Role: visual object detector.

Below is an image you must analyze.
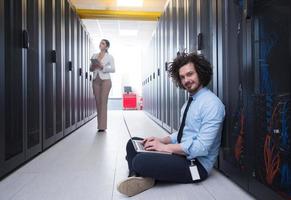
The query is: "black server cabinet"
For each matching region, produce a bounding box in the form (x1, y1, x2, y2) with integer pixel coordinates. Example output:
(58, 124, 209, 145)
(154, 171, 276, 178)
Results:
(219, 0, 291, 199)
(43, 0, 63, 149)
(198, 0, 211, 61)
(188, 0, 197, 52)
(0, 0, 42, 177)
(164, 6, 171, 131)
(81, 26, 85, 122)
(155, 36, 158, 118)
(157, 23, 162, 122)
(248, 1, 291, 199)
(218, 0, 249, 191)
(177, 0, 187, 131)
(0, 0, 4, 177)
(197, 0, 216, 91)
(71, 10, 77, 127)
(171, 0, 178, 131)
(0, 0, 26, 177)
(160, 16, 166, 126)
(64, 0, 72, 134)
(82, 28, 86, 121)
(76, 19, 81, 126)
(55, 0, 64, 136)
(84, 32, 88, 120)
(26, 0, 42, 158)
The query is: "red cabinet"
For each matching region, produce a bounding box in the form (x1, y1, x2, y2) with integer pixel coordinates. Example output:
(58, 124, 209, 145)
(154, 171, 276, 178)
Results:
(122, 93, 137, 109)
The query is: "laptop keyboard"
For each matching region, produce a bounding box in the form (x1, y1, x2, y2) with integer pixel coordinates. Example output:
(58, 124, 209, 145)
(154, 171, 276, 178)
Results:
(134, 141, 145, 151)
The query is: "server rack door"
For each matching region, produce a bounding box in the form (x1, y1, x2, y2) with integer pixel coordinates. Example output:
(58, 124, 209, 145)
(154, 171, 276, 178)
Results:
(165, 6, 171, 131)
(87, 36, 90, 116)
(64, 0, 72, 133)
(81, 27, 84, 120)
(80, 26, 84, 121)
(248, 1, 291, 200)
(160, 16, 166, 125)
(76, 19, 81, 125)
(88, 39, 93, 116)
(154, 36, 157, 116)
(88, 35, 92, 117)
(153, 35, 157, 117)
(154, 35, 159, 119)
(0, 0, 5, 176)
(218, 0, 249, 191)
(157, 23, 162, 122)
(170, 0, 178, 131)
(43, 0, 60, 148)
(197, 0, 218, 91)
(163, 17, 166, 128)
(1, 0, 26, 175)
(188, 0, 197, 52)
(89, 36, 93, 117)
(26, 0, 42, 158)
(55, 0, 64, 136)
(71, 10, 77, 126)
(176, 0, 185, 131)
(84, 32, 88, 119)
(199, 0, 211, 61)
(86, 33, 89, 119)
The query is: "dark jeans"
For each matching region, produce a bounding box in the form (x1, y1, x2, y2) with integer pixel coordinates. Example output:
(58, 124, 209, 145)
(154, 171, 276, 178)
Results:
(126, 137, 208, 183)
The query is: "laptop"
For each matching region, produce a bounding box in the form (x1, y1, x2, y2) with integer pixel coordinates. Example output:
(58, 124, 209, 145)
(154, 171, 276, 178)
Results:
(123, 115, 171, 154)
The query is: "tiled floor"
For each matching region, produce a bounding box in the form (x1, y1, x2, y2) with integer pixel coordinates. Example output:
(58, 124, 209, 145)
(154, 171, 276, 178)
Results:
(0, 111, 255, 200)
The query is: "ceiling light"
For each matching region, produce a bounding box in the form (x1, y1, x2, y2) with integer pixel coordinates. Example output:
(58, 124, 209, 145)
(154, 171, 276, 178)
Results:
(117, 0, 143, 7)
(119, 29, 138, 36)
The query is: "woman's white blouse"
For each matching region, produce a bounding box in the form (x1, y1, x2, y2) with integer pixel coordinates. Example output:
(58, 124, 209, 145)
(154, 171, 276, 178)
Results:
(91, 53, 115, 80)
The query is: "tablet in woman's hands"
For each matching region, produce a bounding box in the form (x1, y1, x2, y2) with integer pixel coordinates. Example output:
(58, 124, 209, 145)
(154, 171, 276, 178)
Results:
(90, 58, 100, 65)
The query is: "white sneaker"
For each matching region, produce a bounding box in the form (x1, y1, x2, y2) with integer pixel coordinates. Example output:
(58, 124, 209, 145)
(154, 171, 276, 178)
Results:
(117, 176, 155, 197)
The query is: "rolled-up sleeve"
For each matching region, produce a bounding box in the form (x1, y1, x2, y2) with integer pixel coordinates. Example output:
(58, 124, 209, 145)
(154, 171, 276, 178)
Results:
(102, 55, 115, 73)
(170, 131, 178, 143)
(180, 103, 225, 158)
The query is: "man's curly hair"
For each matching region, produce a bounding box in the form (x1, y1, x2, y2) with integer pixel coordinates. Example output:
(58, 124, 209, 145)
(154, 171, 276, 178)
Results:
(167, 52, 213, 89)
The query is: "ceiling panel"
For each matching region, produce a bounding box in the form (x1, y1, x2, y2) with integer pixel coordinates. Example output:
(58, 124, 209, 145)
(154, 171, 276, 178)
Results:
(71, 0, 168, 12)
(71, 0, 167, 52)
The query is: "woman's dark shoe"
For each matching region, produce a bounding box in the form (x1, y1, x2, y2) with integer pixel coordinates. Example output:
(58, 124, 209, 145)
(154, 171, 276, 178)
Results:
(98, 129, 105, 132)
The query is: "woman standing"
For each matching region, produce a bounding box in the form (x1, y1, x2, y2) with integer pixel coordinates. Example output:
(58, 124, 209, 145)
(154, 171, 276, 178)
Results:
(90, 39, 115, 132)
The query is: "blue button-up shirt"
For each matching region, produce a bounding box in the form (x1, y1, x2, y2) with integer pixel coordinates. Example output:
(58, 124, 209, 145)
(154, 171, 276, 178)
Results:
(170, 87, 225, 174)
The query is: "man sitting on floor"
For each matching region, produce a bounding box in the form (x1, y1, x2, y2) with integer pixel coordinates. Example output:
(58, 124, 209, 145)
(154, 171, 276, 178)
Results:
(117, 52, 225, 197)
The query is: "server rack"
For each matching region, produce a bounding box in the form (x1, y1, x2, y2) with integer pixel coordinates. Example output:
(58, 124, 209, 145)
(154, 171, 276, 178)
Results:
(156, 21, 161, 122)
(160, 15, 166, 126)
(176, 0, 187, 131)
(218, 0, 248, 191)
(76, 19, 80, 126)
(26, 0, 42, 158)
(0, 0, 4, 177)
(0, 0, 94, 179)
(164, 6, 171, 132)
(55, 0, 65, 138)
(218, 0, 290, 199)
(170, 0, 178, 131)
(64, 0, 72, 134)
(43, 0, 64, 149)
(0, 0, 44, 175)
(0, 0, 26, 176)
(71, 10, 77, 128)
(248, 1, 291, 199)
